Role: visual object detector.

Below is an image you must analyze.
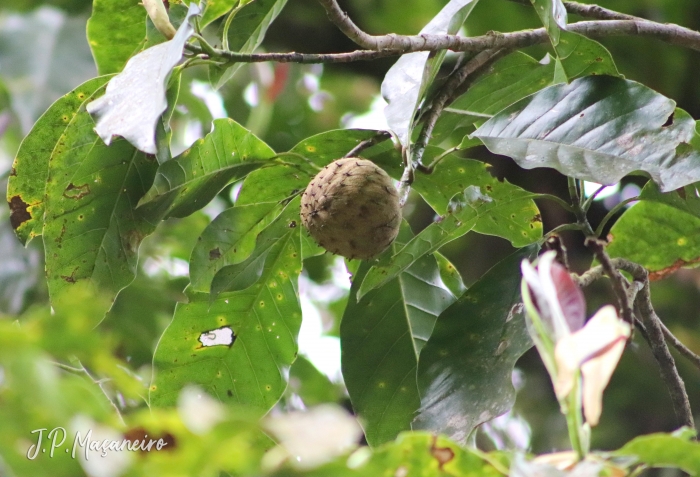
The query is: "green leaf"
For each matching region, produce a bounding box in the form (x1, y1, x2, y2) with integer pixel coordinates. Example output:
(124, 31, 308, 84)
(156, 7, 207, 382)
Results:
(287, 355, 342, 406)
(189, 203, 283, 292)
(7, 76, 111, 245)
(235, 129, 381, 206)
(86, 4, 201, 154)
(150, 199, 302, 411)
(201, 0, 239, 27)
(210, 199, 301, 298)
(209, 0, 289, 88)
(378, 147, 542, 247)
(341, 223, 457, 446)
(431, 51, 555, 144)
(615, 430, 700, 475)
(555, 30, 620, 80)
(138, 118, 275, 219)
(414, 246, 537, 444)
(87, 0, 147, 75)
(42, 104, 158, 313)
(382, 0, 479, 146)
(434, 252, 466, 297)
(474, 75, 700, 192)
(530, 0, 567, 45)
(364, 432, 504, 476)
(357, 193, 483, 301)
(607, 201, 700, 275)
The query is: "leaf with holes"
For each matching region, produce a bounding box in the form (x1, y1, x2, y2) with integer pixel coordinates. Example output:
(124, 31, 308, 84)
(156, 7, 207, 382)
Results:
(150, 200, 302, 411)
(138, 118, 275, 219)
(341, 223, 457, 446)
(382, 0, 479, 146)
(474, 75, 700, 192)
(7, 76, 111, 245)
(42, 100, 158, 315)
(413, 246, 537, 444)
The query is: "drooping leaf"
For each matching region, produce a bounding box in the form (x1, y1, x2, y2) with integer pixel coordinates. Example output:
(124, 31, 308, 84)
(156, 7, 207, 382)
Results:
(530, 0, 567, 46)
(210, 199, 301, 298)
(414, 246, 537, 444)
(138, 118, 275, 219)
(87, 0, 147, 75)
(42, 101, 158, 314)
(381, 0, 479, 146)
(615, 429, 700, 476)
(86, 3, 201, 154)
(377, 147, 542, 246)
(474, 75, 700, 192)
(7, 76, 111, 245)
(209, 0, 288, 88)
(150, 200, 302, 412)
(189, 203, 283, 292)
(342, 223, 457, 446)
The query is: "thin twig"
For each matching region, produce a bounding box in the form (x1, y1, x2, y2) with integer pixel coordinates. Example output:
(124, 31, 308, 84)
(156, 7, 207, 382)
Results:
(659, 321, 700, 373)
(343, 131, 392, 158)
(508, 0, 639, 21)
(585, 238, 635, 326)
(634, 284, 695, 429)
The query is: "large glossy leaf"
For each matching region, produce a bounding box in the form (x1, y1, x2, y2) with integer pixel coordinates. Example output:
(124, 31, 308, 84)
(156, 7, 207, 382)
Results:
(42, 101, 158, 313)
(87, 0, 147, 75)
(474, 75, 700, 192)
(342, 223, 457, 446)
(201, 0, 238, 27)
(7, 76, 111, 245)
(605, 179, 700, 276)
(414, 246, 537, 444)
(209, 0, 288, 88)
(150, 200, 302, 411)
(530, 0, 567, 46)
(381, 0, 479, 146)
(615, 430, 700, 475)
(86, 4, 200, 154)
(189, 203, 284, 292)
(138, 118, 275, 219)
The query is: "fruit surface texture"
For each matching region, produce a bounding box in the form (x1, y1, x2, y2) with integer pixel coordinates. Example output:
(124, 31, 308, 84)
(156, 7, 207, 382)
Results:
(300, 158, 401, 260)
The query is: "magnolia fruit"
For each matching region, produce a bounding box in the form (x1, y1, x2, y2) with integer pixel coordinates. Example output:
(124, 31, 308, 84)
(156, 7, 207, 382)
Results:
(300, 158, 401, 260)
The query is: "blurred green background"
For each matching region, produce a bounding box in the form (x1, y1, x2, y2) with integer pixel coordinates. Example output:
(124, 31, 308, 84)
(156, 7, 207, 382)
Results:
(1, 0, 699, 457)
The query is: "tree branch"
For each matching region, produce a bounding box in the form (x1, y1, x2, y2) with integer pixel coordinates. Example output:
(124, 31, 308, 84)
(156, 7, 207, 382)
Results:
(585, 238, 635, 327)
(508, 0, 638, 21)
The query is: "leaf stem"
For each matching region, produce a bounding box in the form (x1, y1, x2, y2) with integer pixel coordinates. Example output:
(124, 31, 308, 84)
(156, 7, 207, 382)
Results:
(593, 196, 638, 238)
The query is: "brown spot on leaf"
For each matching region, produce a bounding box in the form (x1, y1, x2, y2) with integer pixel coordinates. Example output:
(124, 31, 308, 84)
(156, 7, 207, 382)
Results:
(63, 182, 91, 200)
(61, 268, 78, 283)
(8, 195, 31, 230)
(209, 247, 222, 260)
(430, 435, 455, 470)
(532, 213, 542, 223)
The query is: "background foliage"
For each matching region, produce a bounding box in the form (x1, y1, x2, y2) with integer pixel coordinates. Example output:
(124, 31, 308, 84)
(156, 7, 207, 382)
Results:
(1, 0, 700, 476)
